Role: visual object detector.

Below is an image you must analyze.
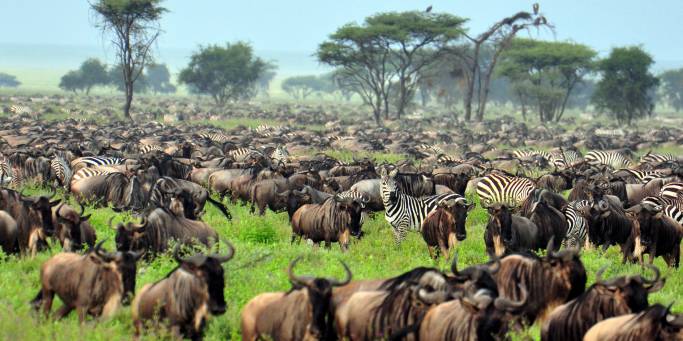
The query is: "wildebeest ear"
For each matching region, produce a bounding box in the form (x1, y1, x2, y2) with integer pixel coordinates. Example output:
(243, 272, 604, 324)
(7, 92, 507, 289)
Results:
(81, 214, 92, 221)
(379, 167, 387, 177)
(49, 199, 62, 207)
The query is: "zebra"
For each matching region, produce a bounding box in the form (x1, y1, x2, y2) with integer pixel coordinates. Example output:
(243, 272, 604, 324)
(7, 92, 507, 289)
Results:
(269, 145, 289, 166)
(197, 132, 230, 143)
(70, 156, 126, 171)
(563, 200, 590, 249)
(9, 105, 32, 115)
(70, 166, 121, 184)
(615, 169, 668, 184)
(139, 144, 164, 154)
(476, 173, 536, 207)
(416, 144, 445, 156)
(550, 149, 582, 168)
(50, 157, 72, 189)
(380, 168, 467, 244)
(639, 151, 675, 165)
(585, 150, 633, 169)
(229, 147, 264, 162)
(436, 154, 462, 165)
(642, 196, 683, 225)
(657, 182, 683, 210)
(512, 149, 564, 168)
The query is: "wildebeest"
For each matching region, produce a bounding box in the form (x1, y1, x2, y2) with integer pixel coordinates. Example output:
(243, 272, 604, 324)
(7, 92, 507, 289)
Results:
(494, 245, 587, 324)
(579, 195, 635, 261)
(627, 201, 683, 267)
(70, 172, 145, 211)
(484, 203, 541, 257)
(241, 257, 351, 341)
(0, 210, 18, 255)
(583, 303, 683, 341)
(290, 195, 365, 251)
(52, 202, 96, 252)
(417, 283, 528, 341)
(0, 188, 60, 256)
(420, 197, 473, 259)
(148, 176, 232, 220)
(541, 265, 664, 341)
(113, 207, 219, 255)
(31, 240, 143, 322)
(132, 241, 234, 340)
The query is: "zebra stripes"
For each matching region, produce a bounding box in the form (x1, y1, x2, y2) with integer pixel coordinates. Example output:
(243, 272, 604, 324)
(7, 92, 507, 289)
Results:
(585, 150, 632, 169)
(229, 147, 263, 162)
(197, 132, 230, 143)
(139, 144, 164, 154)
(50, 157, 72, 188)
(640, 151, 675, 165)
(476, 173, 536, 207)
(9, 105, 32, 115)
(564, 200, 589, 249)
(70, 166, 121, 183)
(269, 145, 289, 166)
(616, 169, 668, 184)
(641, 196, 683, 226)
(380, 170, 467, 244)
(658, 182, 683, 209)
(417, 144, 445, 156)
(71, 156, 126, 169)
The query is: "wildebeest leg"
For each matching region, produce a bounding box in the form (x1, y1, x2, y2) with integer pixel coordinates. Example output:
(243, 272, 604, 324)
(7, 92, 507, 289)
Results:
(325, 240, 332, 249)
(258, 203, 266, 216)
(55, 305, 74, 320)
(76, 306, 87, 323)
(675, 246, 680, 268)
(41, 290, 54, 318)
(290, 233, 300, 244)
(439, 242, 450, 260)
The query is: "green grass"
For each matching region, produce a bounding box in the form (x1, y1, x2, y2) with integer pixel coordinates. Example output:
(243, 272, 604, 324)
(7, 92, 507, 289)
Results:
(1, 184, 681, 340)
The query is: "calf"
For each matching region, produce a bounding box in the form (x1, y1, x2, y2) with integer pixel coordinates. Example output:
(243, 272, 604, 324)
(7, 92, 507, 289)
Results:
(132, 241, 234, 340)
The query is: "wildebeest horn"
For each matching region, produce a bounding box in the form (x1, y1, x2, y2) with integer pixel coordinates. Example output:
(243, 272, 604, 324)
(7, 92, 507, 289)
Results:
(211, 239, 235, 263)
(107, 216, 116, 230)
(328, 261, 352, 287)
(598, 199, 609, 211)
(546, 237, 557, 259)
(488, 256, 501, 275)
(288, 256, 314, 287)
(643, 264, 663, 292)
(78, 202, 85, 216)
(130, 250, 145, 261)
(93, 239, 113, 261)
(417, 288, 450, 305)
(450, 252, 460, 277)
(494, 284, 528, 312)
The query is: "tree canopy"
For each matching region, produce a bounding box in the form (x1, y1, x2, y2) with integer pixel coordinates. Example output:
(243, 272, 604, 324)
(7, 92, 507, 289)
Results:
(281, 75, 327, 99)
(146, 63, 176, 94)
(318, 10, 465, 125)
(592, 46, 659, 125)
(91, 0, 166, 119)
(58, 58, 109, 95)
(0, 73, 21, 88)
(498, 39, 596, 122)
(178, 42, 267, 106)
(659, 68, 683, 112)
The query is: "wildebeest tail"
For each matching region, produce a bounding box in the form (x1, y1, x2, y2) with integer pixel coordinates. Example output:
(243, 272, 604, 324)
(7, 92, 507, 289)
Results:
(207, 196, 232, 220)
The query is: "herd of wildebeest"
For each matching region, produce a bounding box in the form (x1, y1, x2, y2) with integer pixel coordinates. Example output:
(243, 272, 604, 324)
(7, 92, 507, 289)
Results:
(1, 98, 683, 340)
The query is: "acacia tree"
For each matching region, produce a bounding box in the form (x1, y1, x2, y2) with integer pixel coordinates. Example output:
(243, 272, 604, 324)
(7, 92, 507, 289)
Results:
(178, 42, 267, 106)
(59, 58, 109, 95)
(592, 46, 659, 125)
(91, 0, 166, 119)
(281, 75, 324, 99)
(0, 73, 20, 88)
(256, 62, 277, 97)
(460, 3, 552, 121)
(659, 68, 683, 111)
(146, 63, 176, 94)
(498, 39, 596, 122)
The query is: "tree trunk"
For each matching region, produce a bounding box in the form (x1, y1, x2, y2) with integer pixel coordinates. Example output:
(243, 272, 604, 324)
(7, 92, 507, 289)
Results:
(124, 82, 133, 120)
(464, 43, 481, 122)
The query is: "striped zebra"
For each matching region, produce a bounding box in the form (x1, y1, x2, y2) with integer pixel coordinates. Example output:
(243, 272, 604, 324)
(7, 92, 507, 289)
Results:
(269, 145, 289, 166)
(639, 151, 675, 165)
(550, 149, 582, 168)
(417, 144, 445, 156)
(380, 169, 467, 244)
(139, 144, 164, 154)
(476, 173, 536, 207)
(9, 105, 32, 115)
(658, 183, 683, 209)
(70, 156, 126, 171)
(70, 166, 122, 184)
(615, 169, 668, 184)
(197, 132, 230, 143)
(229, 147, 264, 162)
(436, 154, 462, 165)
(585, 150, 633, 169)
(642, 196, 683, 225)
(50, 157, 72, 189)
(563, 200, 590, 249)
(512, 149, 565, 168)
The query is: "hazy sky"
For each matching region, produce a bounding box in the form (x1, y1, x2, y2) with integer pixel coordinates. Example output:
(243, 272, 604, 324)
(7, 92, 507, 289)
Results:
(1, 0, 682, 65)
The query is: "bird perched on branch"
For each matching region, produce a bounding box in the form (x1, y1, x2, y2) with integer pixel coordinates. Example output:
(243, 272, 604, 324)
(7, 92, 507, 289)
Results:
(533, 3, 539, 15)
(425, 5, 433, 13)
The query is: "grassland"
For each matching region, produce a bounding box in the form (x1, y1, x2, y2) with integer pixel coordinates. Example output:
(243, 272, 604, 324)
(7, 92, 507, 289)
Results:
(0, 168, 682, 340)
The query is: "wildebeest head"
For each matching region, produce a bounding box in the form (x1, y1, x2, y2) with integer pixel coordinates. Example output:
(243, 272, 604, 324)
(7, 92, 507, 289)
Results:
(112, 216, 148, 252)
(545, 242, 587, 301)
(626, 202, 664, 248)
(287, 256, 352, 339)
(54, 202, 92, 251)
(173, 240, 235, 315)
(333, 194, 366, 237)
(449, 253, 499, 296)
(593, 264, 664, 312)
(22, 190, 61, 236)
(166, 188, 197, 219)
(452, 198, 474, 241)
(93, 240, 144, 304)
(487, 204, 514, 242)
